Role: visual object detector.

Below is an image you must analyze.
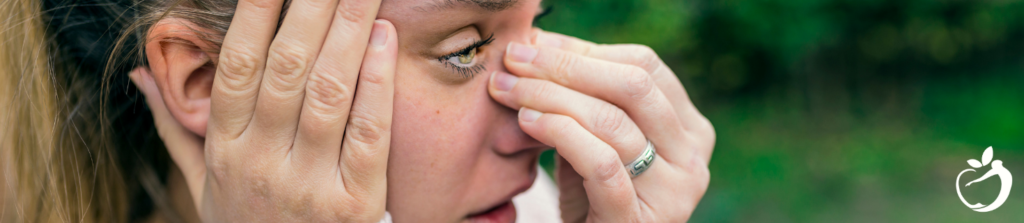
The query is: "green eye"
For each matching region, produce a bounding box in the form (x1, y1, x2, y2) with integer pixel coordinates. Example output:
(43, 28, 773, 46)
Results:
(458, 49, 476, 64)
(437, 34, 495, 79)
(444, 47, 477, 67)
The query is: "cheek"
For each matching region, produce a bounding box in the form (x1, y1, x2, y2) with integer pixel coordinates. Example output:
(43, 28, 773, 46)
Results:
(390, 68, 490, 170)
(385, 58, 498, 220)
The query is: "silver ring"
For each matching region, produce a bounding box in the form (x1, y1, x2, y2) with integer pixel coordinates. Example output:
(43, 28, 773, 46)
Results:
(626, 140, 656, 178)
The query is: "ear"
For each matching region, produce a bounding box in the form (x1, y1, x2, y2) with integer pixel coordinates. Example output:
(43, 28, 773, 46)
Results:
(144, 18, 219, 137)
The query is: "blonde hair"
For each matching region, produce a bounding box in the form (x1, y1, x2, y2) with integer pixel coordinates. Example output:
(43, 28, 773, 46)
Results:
(1, 0, 248, 221)
(1, 0, 129, 221)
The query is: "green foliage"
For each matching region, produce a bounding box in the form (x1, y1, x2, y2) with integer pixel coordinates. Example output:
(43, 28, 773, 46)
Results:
(536, 0, 1024, 221)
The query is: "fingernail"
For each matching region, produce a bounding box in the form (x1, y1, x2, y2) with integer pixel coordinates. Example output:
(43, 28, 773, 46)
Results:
(519, 107, 542, 122)
(507, 42, 538, 63)
(493, 71, 518, 92)
(535, 32, 562, 48)
(370, 20, 388, 47)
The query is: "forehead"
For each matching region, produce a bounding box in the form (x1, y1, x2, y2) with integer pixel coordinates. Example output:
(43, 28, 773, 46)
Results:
(378, 0, 539, 38)
(379, 0, 538, 17)
(383, 0, 520, 12)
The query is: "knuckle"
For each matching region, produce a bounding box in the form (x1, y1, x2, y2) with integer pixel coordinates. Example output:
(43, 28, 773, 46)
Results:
(688, 152, 712, 186)
(628, 44, 661, 73)
(623, 65, 655, 100)
(529, 81, 560, 101)
(336, 0, 369, 24)
(217, 49, 261, 88)
(346, 112, 389, 146)
(305, 70, 352, 112)
(590, 103, 628, 137)
(550, 52, 580, 85)
(205, 154, 231, 181)
(591, 155, 624, 183)
(359, 67, 387, 86)
(697, 116, 717, 143)
(267, 44, 311, 81)
(695, 165, 711, 187)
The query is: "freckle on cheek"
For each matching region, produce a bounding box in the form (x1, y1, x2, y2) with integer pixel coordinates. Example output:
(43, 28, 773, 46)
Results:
(436, 110, 440, 115)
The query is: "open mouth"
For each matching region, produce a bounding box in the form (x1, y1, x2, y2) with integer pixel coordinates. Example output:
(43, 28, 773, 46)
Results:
(466, 160, 537, 223)
(467, 201, 516, 223)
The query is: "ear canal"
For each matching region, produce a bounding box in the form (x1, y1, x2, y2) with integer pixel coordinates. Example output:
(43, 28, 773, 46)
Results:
(183, 63, 215, 100)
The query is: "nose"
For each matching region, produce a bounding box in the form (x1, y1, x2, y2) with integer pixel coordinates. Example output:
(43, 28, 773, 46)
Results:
(491, 107, 549, 156)
(488, 30, 548, 156)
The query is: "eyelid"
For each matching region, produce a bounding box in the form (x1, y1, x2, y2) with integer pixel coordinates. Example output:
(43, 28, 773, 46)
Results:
(437, 33, 495, 62)
(436, 34, 495, 79)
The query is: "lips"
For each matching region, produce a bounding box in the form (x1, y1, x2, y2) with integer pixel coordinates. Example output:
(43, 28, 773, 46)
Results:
(467, 201, 516, 223)
(466, 167, 537, 223)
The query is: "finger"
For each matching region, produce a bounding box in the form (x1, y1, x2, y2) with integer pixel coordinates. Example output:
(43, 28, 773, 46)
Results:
(130, 68, 206, 207)
(504, 43, 691, 164)
(248, 0, 354, 153)
(210, 0, 286, 138)
(632, 155, 709, 221)
(517, 109, 638, 222)
(338, 20, 396, 203)
(492, 72, 707, 219)
(488, 72, 647, 165)
(291, 0, 385, 171)
(555, 154, 589, 223)
(535, 30, 712, 132)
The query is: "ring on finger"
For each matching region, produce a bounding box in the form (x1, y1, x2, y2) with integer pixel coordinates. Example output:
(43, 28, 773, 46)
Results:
(626, 140, 656, 178)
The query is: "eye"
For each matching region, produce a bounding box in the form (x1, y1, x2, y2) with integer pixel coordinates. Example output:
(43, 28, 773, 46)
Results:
(438, 34, 495, 79)
(445, 46, 477, 67)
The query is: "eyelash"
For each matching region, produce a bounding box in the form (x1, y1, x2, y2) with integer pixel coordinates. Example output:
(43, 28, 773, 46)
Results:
(437, 34, 495, 79)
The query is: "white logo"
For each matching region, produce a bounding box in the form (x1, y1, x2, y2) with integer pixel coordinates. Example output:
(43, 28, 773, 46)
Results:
(956, 146, 1012, 212)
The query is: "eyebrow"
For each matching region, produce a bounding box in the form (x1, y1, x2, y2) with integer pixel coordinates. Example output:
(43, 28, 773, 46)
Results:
(414, 0, 520, 12)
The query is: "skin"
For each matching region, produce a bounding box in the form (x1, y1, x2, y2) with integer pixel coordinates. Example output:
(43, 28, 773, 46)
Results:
(378, 1, 547, 222)
(132, 0, 715, 222)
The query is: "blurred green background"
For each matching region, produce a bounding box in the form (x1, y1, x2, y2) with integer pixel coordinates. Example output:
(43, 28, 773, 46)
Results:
(534, 0, 1024, 221)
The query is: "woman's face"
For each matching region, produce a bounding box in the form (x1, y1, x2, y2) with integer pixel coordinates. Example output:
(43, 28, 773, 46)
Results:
(377, 0, 546, 222)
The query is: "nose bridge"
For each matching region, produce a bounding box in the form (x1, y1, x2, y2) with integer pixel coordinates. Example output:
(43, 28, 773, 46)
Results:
(481, 64, 546, 156)
(480, 9, 547, 155)
(486, 11, 540, 74)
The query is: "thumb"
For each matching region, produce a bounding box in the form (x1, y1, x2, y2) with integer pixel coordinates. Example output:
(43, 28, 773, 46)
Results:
(129, 67, 206, 206)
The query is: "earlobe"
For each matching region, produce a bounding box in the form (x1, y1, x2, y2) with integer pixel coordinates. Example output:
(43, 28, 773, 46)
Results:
(144, 18, 218, 137)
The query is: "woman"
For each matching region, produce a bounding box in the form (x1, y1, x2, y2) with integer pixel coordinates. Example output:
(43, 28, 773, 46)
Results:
(1, 0, 715, 222)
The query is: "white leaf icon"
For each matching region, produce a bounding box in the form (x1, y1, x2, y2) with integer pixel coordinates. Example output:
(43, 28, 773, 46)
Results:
(968, 159, 983, 168)
(982, 146, 994, 166)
